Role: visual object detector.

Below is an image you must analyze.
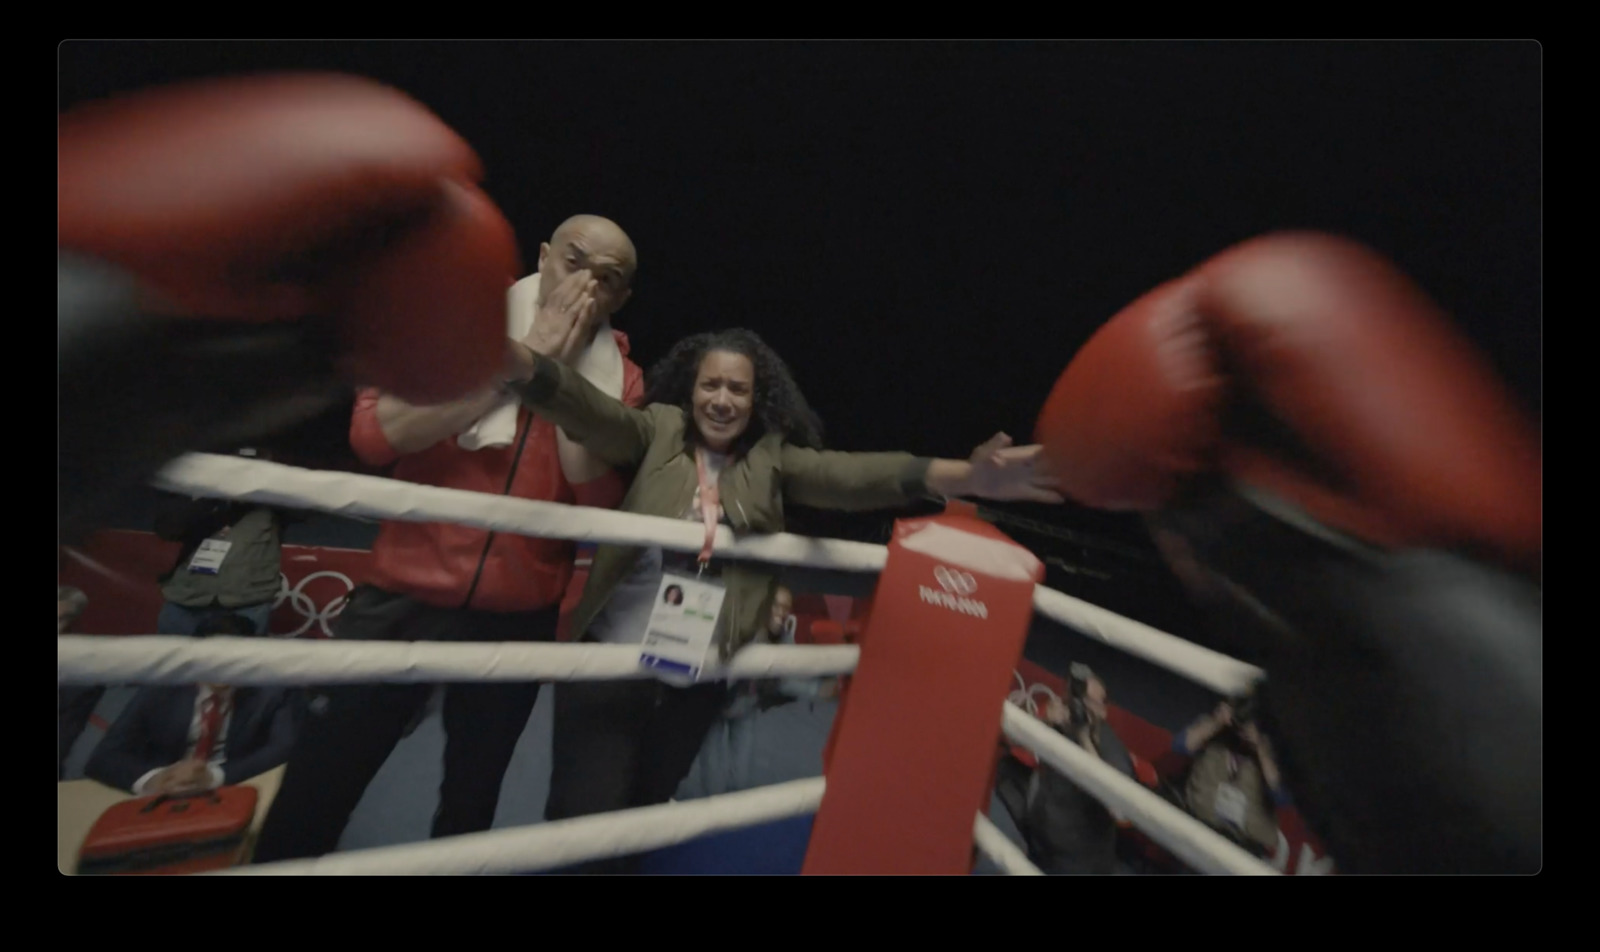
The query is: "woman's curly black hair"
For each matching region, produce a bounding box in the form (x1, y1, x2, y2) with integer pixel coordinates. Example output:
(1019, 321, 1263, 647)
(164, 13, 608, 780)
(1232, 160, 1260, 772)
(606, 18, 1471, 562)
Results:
(644, 329, 825, 453)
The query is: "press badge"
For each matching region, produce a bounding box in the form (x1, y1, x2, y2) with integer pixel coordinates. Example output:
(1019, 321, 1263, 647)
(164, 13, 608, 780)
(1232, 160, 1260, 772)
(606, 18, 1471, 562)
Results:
(639, 572, 725, 685)
(1214, 782, 1249, 830)
(186, 539, 233, 575)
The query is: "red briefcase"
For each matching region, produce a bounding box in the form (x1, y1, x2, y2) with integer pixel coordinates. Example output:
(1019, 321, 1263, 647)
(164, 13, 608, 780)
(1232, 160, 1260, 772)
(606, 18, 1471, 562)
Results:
(77, 787, 259, 875)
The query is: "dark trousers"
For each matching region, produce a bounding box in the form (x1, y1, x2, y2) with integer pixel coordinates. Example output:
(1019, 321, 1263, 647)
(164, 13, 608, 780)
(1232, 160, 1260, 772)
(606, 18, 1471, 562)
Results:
(1023, 802, 1119, 875)
(58, 685, 105, 779)
(252, 586, 559, 863)
(545, 674, 729, 873)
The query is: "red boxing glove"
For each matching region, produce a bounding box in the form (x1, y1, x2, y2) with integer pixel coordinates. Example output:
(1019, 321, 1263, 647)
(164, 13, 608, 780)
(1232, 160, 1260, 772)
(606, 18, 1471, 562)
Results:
(1034, 232, 1542, 873)
(58, 71, 519, 404)
(1036, 231, 1540, 577)
(58, 73, 522, 541)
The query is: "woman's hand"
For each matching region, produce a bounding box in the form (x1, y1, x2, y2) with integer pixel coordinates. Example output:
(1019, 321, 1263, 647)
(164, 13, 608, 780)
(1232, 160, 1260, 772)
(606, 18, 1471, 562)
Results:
(963, 433, 1064, 503)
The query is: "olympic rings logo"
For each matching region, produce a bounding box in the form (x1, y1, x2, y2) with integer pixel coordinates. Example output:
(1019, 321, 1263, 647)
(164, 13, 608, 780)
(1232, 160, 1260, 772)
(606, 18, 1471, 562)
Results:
(273, 570, 354, 638)
(933, 565, 978, 596)
(1006, 670, 1061, 717)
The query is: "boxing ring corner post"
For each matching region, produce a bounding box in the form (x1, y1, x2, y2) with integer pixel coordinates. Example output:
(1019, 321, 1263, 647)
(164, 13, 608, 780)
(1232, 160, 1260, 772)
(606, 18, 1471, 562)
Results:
(801, 503, 1045, 874)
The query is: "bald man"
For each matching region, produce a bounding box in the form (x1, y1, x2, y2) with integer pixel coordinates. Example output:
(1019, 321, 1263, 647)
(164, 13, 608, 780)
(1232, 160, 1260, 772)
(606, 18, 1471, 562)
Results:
(253, 215, 648, 863)
(521, 216, 638, 485)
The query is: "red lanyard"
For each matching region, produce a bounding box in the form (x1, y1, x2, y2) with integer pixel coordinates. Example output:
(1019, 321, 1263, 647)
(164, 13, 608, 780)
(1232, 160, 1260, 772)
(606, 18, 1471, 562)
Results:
(695, 449, 720, 568)
(194, 689, 230, 762)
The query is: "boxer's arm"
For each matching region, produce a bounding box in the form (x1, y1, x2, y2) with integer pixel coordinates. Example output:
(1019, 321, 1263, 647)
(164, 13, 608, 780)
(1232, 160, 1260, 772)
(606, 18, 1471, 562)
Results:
(1035, 231, 1541, 873)
(373, 389, 504, 457)
(58, 75, 524, 542)
(366, 339, 530, 457)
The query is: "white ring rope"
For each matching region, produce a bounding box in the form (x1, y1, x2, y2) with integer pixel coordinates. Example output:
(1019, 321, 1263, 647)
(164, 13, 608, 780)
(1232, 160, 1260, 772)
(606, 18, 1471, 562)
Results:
(147, 454, 1263, 696)
(1001, 702, 1278, 875)
(973, 813, 1045, 876)
(228, 778, 827, 875)
(56, 637, 860, 686)
(230, 777, 1029, 876)
(156, 453, 889, 573)
(224, 704, 1263, 877)
(1031, 587, 1260, 697)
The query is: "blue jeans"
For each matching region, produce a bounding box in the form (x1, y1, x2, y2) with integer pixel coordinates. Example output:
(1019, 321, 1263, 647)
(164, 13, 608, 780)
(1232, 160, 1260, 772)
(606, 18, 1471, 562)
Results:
(156, 600, 273, 635)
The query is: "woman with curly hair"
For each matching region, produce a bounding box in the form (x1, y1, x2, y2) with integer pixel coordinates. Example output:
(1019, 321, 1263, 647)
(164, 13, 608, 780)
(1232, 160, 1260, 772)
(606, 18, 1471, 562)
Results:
(643, 329, 825, 450)
(502, 318, 1059, 870)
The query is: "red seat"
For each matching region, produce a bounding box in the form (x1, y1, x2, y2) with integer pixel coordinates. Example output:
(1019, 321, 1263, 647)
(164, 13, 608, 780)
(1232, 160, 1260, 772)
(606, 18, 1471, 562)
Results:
(809, 619, 846, 645)
(1130, 753, 1159, 788)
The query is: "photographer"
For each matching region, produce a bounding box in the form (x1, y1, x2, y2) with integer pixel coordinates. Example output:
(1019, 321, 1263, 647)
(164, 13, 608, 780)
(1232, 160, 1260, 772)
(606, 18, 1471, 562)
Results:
(1022, 664, 1135, 874)
(1173, 695, 1290, 858)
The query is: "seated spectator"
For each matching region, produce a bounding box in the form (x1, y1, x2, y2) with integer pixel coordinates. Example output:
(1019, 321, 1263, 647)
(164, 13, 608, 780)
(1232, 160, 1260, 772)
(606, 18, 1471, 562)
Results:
(1172, 695, 1289, 858)
(1021, 663, 1135, 874)
(719, 587, 786, 721)
(756, 587, 840, 710)
(58, 585, 101, 779)
(152, 449, 297, 636)
(679, 588, 835, 798)
(84, 612, 304, 795)
(57, 585, 88, 636)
